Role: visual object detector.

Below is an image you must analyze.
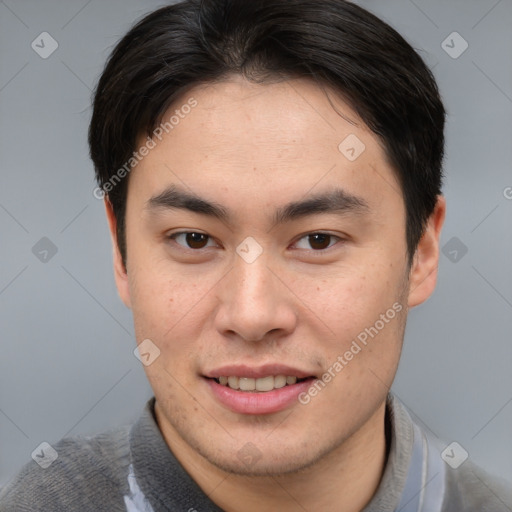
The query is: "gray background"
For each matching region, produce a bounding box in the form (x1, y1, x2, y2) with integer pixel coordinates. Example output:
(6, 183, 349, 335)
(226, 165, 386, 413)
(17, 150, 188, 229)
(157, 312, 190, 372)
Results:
(0, 0, 511, 490)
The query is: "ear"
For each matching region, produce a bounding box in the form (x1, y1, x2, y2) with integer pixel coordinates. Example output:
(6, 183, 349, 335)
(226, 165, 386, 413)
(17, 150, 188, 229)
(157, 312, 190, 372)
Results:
(407, 195, 446, 308)
(104, 198, 132, 309)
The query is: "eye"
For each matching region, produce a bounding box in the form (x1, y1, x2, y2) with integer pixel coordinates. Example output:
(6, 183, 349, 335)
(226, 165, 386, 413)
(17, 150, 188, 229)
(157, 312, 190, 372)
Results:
(168, 231, 217, 250)
(294, 232, 342, 251)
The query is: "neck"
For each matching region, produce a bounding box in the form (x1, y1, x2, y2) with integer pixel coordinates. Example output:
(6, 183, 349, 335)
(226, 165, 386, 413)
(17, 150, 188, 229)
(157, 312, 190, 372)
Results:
(156, 400, 388, 512)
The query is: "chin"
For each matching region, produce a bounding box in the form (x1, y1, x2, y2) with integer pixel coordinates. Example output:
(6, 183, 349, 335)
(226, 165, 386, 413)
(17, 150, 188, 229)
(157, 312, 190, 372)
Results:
(190, 431, 339, 477)
(205, 451, 322, 477)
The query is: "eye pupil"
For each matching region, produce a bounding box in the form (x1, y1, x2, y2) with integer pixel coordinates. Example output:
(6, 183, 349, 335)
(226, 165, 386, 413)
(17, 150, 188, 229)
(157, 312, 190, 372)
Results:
(309, 233, 330, 250)
(186, 232, 208, 249)
(175, 232, 336, 251)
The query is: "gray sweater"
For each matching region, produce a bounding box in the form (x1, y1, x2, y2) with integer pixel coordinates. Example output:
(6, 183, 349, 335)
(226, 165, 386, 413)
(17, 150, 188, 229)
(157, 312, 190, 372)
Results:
(1, 394, 510, 511)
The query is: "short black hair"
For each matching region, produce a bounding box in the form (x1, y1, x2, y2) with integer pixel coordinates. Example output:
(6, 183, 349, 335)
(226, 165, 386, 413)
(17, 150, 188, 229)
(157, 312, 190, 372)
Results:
(89, 0, 445, 267)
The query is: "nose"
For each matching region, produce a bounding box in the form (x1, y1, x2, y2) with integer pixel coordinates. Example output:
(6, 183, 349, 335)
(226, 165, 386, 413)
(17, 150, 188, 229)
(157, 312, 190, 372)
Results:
(213, 252, 297, 343)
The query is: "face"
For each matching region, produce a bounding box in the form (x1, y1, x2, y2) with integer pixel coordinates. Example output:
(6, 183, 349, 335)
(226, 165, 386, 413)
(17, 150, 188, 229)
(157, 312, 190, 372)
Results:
(107, 76, 443, 476)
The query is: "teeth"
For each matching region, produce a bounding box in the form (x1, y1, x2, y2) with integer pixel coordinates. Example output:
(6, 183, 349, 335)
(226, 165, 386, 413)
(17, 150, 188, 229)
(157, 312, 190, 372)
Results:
(239, 377, 255, 391)
(227, 376, 239, 389)
(216, 375, 305, 392)
(274, 375, 287, 388)
(256, 375, 274, 391)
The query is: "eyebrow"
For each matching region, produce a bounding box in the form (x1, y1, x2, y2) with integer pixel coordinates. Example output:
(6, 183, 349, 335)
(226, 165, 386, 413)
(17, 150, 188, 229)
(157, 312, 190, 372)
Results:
(145, 184, 369, 228)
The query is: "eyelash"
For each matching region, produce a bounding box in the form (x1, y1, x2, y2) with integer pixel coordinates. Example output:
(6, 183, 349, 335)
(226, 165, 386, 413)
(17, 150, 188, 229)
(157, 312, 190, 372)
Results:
(167, 231, 344, 253)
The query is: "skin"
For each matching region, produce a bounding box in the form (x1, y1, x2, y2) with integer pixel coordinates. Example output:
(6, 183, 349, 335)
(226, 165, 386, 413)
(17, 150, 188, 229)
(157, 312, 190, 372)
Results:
(105, 75, 445, 512)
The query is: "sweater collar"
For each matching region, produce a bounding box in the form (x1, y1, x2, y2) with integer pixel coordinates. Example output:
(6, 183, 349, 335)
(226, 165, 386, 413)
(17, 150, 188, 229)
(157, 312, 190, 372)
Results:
(129, 394, 416, 512)
(129, 397, 224, 512)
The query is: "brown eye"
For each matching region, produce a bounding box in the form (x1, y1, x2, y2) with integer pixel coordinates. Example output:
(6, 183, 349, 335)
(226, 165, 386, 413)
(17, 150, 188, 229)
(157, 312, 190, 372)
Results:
(307, 233, 332, 250)
(186, 233, 209, 249)
(294, 233, 340, 251)
(170, 232, 214, 249)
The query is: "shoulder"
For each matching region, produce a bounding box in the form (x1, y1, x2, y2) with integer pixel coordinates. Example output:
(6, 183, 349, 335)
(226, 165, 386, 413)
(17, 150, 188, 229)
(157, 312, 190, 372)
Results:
(442, 459, 512, 511)
(387, 395, 512, 512)
(0, 425, 131, 512)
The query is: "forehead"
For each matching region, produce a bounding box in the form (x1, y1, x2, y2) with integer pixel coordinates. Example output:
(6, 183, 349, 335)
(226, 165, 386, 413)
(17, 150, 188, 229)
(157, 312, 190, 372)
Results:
(174, 76, 373, 158)
(130, 76, 401, 213)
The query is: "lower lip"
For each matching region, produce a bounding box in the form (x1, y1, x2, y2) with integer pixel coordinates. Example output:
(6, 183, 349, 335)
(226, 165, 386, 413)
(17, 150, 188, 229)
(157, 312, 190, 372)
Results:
(205, 377, 315, 415)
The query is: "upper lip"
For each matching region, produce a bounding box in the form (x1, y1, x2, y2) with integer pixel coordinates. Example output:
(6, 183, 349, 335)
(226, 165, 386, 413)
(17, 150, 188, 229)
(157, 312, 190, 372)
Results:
(204, 364, 316, 379)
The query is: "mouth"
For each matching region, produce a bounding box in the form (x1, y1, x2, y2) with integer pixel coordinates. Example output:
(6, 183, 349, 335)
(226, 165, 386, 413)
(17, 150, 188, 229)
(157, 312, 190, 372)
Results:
(210, 375, 310, 392)
(203, 365, 317, 415)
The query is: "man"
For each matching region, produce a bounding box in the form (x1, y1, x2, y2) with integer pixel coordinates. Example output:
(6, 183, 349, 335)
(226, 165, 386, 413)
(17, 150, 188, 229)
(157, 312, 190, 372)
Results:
(1, 0, 510, 510)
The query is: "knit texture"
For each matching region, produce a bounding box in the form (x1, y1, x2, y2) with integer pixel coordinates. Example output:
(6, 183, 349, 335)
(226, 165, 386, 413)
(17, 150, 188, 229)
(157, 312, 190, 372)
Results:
(1, 395, 510, 511)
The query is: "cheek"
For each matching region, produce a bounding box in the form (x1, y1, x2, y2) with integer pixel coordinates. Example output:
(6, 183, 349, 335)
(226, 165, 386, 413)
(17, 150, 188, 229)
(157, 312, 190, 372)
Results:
(127, 258, 220, 354)
(307, 273, 406, 408)
(298, 263, 403, 337)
